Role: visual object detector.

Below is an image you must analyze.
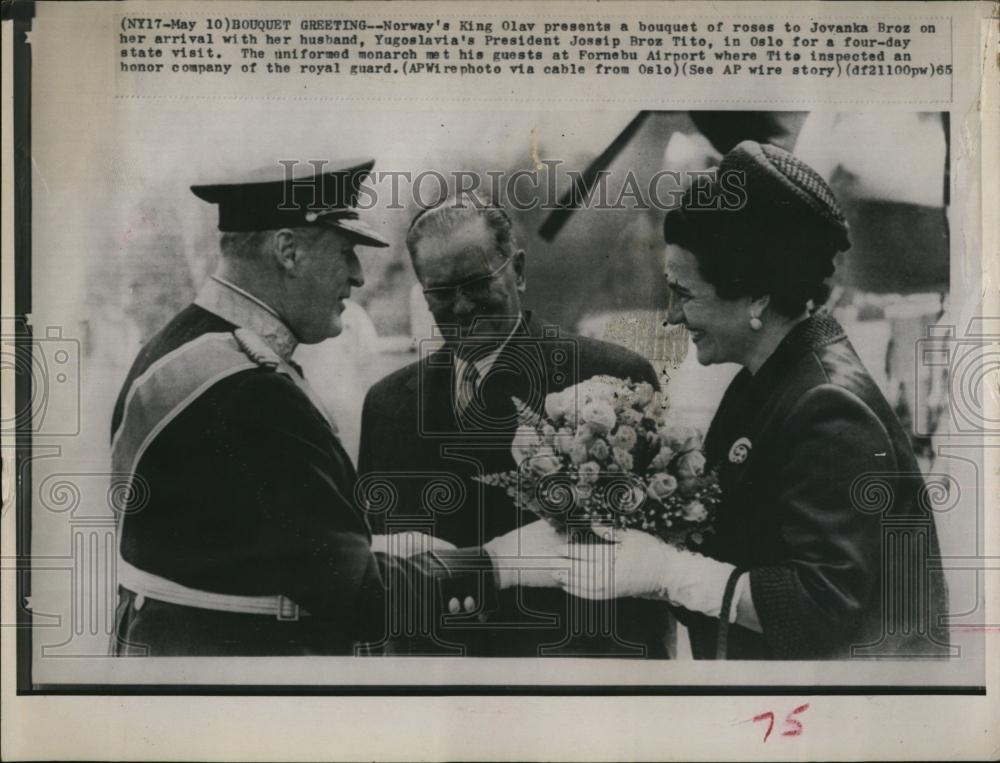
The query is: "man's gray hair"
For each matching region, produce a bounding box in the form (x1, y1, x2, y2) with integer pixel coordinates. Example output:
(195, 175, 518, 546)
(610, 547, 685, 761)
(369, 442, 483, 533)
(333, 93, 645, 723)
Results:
(405, 193, 516, 261)
(219, 227, 324, 259)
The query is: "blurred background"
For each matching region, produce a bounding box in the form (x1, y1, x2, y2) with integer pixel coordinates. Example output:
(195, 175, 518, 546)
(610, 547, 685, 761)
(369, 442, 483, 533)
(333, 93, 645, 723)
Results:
(77, 109, 951, 464)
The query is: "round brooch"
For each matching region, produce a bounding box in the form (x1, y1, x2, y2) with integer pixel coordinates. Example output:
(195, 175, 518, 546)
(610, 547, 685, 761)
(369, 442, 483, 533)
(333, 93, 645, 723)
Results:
(728, 437, 752, 464)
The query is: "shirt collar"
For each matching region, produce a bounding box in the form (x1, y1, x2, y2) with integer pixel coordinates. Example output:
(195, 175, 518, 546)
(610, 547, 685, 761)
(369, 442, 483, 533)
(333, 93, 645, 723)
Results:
(453, 315, 524, 387)
(194, 276, 299, 361)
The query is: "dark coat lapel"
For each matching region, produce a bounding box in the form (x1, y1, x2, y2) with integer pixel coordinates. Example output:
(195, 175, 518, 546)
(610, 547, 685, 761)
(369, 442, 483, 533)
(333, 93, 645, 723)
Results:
(746, 311, 847, 411)
(705, 311, 849, 467)
(476, 312, 538, 423)
(403, 312, 539, 441)
(415, 348, 460, 435)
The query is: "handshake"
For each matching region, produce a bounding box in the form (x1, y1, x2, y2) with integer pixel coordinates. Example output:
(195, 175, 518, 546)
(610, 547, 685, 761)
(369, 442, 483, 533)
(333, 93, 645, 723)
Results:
(371, 520, 665, 596)
(371, 520, 573, 590)
(373, 520, 748, 626)
(371, 520, 570, 590)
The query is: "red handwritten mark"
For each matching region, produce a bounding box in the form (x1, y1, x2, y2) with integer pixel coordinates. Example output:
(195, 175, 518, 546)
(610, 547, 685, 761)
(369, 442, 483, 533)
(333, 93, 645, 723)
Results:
(781, 703, 810, 737)
(752, 711, 775, 742)
(749, 703, 810, 742)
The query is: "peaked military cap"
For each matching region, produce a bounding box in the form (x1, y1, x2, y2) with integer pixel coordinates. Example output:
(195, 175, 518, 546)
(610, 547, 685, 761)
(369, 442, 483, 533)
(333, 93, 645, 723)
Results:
(191, 157, 390, 247)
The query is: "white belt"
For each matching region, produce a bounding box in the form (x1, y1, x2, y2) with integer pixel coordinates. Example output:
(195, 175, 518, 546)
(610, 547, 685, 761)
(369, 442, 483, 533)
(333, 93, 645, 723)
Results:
(117, 558, 307, 621)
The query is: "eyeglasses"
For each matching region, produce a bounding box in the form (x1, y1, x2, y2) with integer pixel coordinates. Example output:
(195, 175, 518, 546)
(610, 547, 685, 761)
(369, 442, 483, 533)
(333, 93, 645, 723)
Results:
(422, 257, 512, 307)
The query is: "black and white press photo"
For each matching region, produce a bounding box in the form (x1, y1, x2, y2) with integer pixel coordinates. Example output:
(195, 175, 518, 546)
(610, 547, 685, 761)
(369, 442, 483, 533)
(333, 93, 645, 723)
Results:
(3, 1, 997, 761)
(19, 107, 979, 673)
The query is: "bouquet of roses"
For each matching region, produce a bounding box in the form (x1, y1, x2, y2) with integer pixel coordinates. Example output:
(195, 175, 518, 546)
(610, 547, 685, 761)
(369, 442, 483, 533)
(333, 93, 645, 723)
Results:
(475, 375, 720, 549)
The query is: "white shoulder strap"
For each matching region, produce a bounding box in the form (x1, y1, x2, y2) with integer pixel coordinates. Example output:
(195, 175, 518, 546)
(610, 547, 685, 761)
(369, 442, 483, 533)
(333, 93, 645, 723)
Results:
(110, 329, 328, 624)
(112, 332, 258, 482)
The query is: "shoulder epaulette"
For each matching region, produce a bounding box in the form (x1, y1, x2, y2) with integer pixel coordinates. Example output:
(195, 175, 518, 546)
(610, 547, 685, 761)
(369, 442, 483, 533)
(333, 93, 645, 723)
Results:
(234, 328, 281, 369)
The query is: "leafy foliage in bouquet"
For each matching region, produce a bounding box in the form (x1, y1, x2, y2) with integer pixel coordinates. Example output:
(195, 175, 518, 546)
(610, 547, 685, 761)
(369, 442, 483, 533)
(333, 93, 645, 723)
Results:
(475, 376, 720, 549)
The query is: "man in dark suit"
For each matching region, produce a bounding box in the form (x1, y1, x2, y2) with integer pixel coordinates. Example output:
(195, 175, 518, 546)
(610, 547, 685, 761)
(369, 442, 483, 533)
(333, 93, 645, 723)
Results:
(358, 198, 671, 657)
(110, 161, 563, 656)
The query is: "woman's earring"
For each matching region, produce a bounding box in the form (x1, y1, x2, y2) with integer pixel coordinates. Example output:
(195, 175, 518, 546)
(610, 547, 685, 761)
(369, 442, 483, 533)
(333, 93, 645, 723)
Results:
(749, 316, 763, 331)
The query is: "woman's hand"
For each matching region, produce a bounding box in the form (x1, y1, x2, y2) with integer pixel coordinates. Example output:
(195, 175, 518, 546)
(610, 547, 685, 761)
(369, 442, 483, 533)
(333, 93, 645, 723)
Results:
(483, 520, 569, 589)
(556, 527, 741, 620)
(556, 527, 674, 600)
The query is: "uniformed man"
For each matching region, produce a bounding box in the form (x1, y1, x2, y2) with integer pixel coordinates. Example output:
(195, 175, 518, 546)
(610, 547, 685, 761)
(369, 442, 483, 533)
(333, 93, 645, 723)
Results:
(110, 159, 564, 656)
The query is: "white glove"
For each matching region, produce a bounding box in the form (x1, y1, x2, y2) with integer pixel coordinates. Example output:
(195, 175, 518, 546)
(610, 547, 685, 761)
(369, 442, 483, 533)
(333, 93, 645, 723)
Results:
(557, 527, 738, 620)
(483, 520, 569, 590)
(371, 532, 457, 558)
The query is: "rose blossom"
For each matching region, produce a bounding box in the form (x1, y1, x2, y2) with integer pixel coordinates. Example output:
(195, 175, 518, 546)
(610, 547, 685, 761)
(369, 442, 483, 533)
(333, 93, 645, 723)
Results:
(650, 445, 676, 472)
(569, 441, 589, 465)
(647, 472, 679, 501)
(634, 382, 655, 406)
(578, 378, 616, 404)
(661, 424, 702, 454)
(676, 450, 706, 480)
(544, 390, 571, 421)
(683, 500, 709, 523)
(610, 424, 638, 452)
(625, 483, 647, 514)
(578, 461, 600, 484)
(542, 423, 557, 447)
(553, 427, 576, 455)
(588, 438, 610, 462)
(580, 400, 616, 434)
(620, 408, 643, 427)
(530, 447, 562, 475)
(612, 447, 634, 472)
(573, 423, 595, 446)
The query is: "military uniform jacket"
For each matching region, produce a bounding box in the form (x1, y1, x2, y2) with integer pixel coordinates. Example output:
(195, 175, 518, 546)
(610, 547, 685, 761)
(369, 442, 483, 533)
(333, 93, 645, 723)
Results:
(358, 312, 672, 657)
(684, 311, 950, 659)
(111, 277, 492, 656)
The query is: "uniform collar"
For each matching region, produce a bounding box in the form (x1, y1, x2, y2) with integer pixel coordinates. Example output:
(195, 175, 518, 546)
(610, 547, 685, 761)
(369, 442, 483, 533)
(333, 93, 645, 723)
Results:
(194, 276, 298, 361)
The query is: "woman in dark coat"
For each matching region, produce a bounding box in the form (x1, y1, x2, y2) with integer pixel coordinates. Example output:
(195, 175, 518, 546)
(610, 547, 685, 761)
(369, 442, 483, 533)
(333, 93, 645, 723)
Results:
(559, 141, 949, 659)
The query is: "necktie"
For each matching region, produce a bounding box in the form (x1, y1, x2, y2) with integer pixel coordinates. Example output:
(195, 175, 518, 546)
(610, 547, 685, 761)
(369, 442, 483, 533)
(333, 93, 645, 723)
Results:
(455, 361, 481, 418)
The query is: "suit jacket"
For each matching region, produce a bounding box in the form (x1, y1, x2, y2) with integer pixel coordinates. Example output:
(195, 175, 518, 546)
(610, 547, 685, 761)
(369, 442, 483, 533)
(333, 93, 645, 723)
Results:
(682, 311, 950, 659)
(358, 311, 672, 657)
(111, 279, 493, 656)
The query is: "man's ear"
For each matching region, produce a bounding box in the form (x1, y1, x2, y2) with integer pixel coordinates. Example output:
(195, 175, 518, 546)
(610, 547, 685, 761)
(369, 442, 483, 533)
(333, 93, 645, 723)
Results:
(272, 229, 299, 274)
(748, 293, 770, 321)
(512, 249, 527, 292)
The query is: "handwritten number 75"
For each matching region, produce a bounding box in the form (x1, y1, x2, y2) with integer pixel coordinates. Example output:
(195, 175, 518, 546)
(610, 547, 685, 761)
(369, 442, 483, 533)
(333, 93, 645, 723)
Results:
(752, 703, 810, 742)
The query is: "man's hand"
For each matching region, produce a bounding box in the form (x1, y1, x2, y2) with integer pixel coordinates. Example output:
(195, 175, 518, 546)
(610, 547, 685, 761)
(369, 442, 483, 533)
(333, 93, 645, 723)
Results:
(371, 532, 457, 558)
(483, 520, 569, 589)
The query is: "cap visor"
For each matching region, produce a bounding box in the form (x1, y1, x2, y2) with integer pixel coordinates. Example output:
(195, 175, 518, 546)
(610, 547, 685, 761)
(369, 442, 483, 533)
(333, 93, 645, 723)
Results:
(326, 217, 391, 248)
